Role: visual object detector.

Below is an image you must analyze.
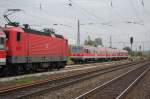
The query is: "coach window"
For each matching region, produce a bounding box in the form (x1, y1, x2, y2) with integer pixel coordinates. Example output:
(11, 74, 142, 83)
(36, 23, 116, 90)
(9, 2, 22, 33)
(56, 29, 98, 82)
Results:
(86, 49, 88, 53)
(17, 32, 21, 41)
(84, 49, 88, 53)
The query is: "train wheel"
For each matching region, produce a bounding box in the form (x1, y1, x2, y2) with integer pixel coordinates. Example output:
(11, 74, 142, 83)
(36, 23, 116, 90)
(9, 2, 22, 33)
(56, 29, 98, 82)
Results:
(31, 64, 38, 72)
(74, 61, 77, 64)
(0, 66, 7, 76)
(12, 65, 19, 75)
(57, 62, 61, 69)
(61, 61, 66, 68)
(56, 62, 64, 69)
(0, 66, 11, 76)
(25, 64, 33, 73)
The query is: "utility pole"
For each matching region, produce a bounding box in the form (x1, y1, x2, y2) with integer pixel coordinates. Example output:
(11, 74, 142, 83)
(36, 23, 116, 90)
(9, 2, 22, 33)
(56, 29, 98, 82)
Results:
(109, 36, 112, 48)
(143, 43, 144, 53)
(77, 20, 80, 45)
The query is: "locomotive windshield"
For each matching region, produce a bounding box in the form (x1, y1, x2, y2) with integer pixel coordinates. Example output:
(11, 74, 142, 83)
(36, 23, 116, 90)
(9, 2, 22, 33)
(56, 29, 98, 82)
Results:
(0, 37, 5, 50)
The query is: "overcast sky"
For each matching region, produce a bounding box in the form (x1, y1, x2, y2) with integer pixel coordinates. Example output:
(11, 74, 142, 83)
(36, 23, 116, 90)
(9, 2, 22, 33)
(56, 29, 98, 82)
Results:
(0, 0, 150, 50)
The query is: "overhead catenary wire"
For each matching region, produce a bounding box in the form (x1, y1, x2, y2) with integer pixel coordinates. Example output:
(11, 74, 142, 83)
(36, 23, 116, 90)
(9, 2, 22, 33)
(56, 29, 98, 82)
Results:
(2, 0, 76, 30)
(67, 0, 107, 23)
(67, 0, 128, 35)
(1, 0, 148, 27)
(128, 0, 144, 24)
(124, 0, 150, 46)
(0, 0, 129, 34)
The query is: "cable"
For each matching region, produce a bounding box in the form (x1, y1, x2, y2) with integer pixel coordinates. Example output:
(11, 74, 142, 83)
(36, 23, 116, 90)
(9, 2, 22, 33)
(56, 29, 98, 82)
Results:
(68, 0, 107, 22)
(128, 0, 144, 24)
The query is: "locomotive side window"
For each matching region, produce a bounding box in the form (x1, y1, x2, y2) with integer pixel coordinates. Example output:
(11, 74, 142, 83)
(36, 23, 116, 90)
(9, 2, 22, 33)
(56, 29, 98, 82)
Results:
(0, 37, 5, 49)
(17, 32, 21, 41)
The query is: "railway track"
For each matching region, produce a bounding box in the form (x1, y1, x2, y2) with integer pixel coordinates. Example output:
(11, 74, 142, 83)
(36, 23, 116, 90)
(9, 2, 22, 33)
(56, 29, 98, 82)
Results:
(0, 60, 147, 99)
(66, 61, 120, 69)
(119, 64, 150, 99)
(76, 61, 150, 99)
(0, 60, 129, 82)
(0, 60, 127, 79)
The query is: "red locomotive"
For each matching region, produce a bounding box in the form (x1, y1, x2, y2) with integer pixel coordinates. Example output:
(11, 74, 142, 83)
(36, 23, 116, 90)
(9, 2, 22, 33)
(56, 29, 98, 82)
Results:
(70, 45, 128, 63)
(0, 24, 69, 75)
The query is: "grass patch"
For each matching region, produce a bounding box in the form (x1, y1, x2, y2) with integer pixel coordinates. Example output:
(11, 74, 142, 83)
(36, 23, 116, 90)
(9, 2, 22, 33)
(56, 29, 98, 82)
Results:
(12, 76, 40, 84)
(67, 57, 74, 65)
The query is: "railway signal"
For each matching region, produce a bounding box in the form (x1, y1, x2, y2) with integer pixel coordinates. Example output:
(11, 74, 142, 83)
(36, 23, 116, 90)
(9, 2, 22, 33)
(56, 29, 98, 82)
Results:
(130, 37, 134, 55)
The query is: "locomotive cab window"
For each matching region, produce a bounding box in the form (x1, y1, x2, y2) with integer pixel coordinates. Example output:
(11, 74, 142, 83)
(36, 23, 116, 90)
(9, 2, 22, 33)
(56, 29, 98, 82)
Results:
(0, 37, 5, 50)
(17, 32, 21, 41)
(4, 31, 9, 40)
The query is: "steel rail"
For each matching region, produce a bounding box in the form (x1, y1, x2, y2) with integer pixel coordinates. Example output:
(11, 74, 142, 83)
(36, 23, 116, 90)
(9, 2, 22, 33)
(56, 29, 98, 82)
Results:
(116, 66, 150, 99)
(75, 62, 149, 99)
(0, 61, 126, 82)
(0, 60, 128, 78)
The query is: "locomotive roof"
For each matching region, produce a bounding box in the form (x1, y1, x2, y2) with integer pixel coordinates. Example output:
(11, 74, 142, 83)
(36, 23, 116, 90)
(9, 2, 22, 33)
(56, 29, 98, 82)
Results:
(4, 26, 65, 39)
(23, 28, 64, 39)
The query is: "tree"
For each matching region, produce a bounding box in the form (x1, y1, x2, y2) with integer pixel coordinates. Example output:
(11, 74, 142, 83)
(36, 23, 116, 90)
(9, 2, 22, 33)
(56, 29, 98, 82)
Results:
(94, 38, 103, 47)
(123, 46, 131, 54)
(84, 36, 93, 45)
(84, 36, 103, 47)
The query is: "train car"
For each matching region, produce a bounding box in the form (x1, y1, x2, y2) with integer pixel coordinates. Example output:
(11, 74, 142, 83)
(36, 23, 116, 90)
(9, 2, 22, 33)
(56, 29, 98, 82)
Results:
(119, 49, 128, 59)
(83, 45, 97, 61)
(69, 45, 83, 63)
(70, 45, 128, 63)
(97, 47, 107, 61)
(0, 24, 69, 75)
(70, 45, 98, 63)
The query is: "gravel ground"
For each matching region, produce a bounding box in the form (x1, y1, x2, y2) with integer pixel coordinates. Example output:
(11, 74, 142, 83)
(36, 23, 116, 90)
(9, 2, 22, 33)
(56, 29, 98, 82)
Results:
(124, 69, 150, 99)
(28, 61, 142, 99)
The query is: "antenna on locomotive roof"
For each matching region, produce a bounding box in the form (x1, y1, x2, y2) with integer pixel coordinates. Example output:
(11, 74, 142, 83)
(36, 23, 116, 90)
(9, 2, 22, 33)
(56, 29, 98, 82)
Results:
(3, 9, 24, 27)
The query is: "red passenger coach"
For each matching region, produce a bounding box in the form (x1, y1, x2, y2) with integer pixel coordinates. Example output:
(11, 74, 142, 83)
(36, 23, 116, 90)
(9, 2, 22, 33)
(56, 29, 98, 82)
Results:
(1, 24, 69, 74)
(70, 45, 128, 63)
